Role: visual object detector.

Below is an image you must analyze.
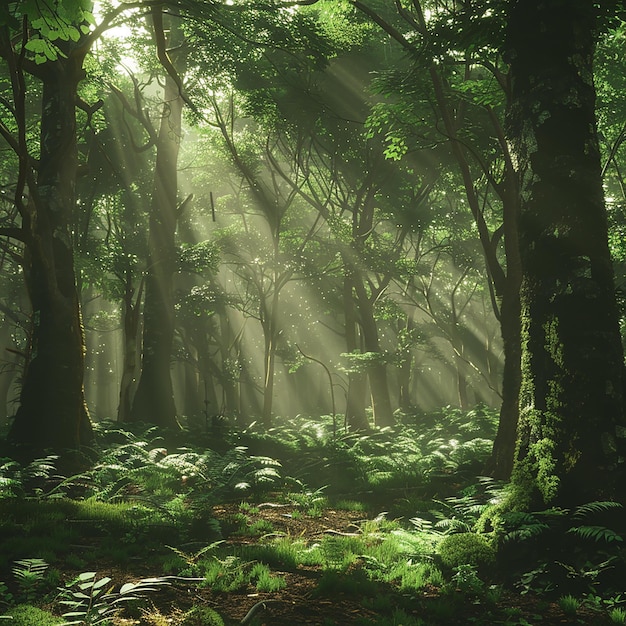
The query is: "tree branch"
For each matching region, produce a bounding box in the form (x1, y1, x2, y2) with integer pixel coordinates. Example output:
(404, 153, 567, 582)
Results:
(151, 5, 198, 114)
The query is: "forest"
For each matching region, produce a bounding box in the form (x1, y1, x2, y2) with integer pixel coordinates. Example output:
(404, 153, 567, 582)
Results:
(1, 0, 626, 624)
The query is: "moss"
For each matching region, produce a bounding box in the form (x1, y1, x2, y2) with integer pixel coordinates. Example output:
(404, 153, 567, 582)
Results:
(436, 532, 496, 575)
(1, 604, 64, 625)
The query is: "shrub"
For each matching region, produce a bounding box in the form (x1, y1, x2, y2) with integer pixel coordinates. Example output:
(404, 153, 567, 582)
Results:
(436, 532, 496, 575)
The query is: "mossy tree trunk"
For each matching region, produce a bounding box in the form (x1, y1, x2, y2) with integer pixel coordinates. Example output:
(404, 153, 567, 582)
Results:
(6, 50, 92, 452)
(506, 0, 626, 507)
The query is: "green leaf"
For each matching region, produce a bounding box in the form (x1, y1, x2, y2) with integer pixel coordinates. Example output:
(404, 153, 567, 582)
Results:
(67, 25, 81, 42)
(83, 11, 96, 26)
(92, 576, 113, 590)
(24, 39, 48, 53)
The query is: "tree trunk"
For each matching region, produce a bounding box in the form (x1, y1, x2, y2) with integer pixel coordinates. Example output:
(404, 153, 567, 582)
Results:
(217, 307, 239, 418)
(343, 271, 370, 430)
(354, 278, 394, 427)
(194, 329, 220, 425)
(9, 61, 92, 452)
(507, 0, 626, 507)
(261, 286, 280, 427)
(0, 318, 18, 424)
(488, 277, 522, 479)
(130, 23, 184, 428)
(486, 110, 524, 480)
(117, 280, 142, 422)
(449, 317, 469, 410)
(397, 315, 415, 411)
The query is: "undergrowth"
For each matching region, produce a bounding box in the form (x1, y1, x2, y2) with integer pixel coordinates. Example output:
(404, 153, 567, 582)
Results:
(0, 406, 624, 624)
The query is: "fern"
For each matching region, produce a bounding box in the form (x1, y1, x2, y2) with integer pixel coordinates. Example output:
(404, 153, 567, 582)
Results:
(166, 541, 225, 566)
(573, 501, 623, 518)
(567, 525, 623, 543)
(501, 511, 550, 543)
(504, 521, 550, 543)
(435, 518, 474, 534)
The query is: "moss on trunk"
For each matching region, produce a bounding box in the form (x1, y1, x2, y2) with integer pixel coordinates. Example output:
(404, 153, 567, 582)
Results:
(506, 0, 626, 508)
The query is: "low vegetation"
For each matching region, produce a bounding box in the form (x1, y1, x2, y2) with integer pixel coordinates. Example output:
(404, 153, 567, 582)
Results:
(1, 406, 624, 625)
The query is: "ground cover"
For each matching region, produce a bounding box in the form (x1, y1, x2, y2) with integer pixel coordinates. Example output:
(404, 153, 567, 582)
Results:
(0, 408, 625, 625)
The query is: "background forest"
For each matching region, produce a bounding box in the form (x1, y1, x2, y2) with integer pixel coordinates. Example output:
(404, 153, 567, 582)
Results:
(1, 1, 626, 625)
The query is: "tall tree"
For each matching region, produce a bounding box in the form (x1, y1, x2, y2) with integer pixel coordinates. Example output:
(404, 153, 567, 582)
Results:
(0, 1, 103, 453)
(506, 0, 626, 507)
(350, 0, 523, 476)
(130, 9, 187, 428)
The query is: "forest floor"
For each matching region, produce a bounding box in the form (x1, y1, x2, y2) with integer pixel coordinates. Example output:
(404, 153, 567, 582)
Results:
(59, 502, 609, 626)
(3, 413, 622, 625)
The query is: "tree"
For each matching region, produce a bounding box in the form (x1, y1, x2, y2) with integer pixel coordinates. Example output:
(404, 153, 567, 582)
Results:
(129, 9, 187, 428)
(506, 0, 626, 507)
(350, 0, 523, 476)
(0, 0, 103, 453)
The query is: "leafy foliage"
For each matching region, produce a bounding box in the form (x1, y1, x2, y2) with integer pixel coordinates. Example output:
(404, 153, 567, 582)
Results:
(59, 572, 168, 625)
(12, 559, 49, 604)
(6, 0, 95, 64)
(497, 501, 626, 597)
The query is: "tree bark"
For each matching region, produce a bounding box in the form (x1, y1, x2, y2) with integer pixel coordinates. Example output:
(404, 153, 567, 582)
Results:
(343, 271, 370, 430)
(8, 59, 92, 452)
(397, 314, 416, 411)
(117, 279, 142, 422)
(507, 0, 626, 507)
(261, 284, 280, 427)
(130, 19, 184, 428)
(353, 274, 394, 427)
(488, 272, 522, 479)
(217, 307, 239, 418)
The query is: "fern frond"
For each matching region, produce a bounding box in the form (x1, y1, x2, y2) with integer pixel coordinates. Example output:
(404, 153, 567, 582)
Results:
(567, 525, 623, 543)
(503, 522, 549, 543)
(434, 518, 472, 533)
(573, 501, 623, 518)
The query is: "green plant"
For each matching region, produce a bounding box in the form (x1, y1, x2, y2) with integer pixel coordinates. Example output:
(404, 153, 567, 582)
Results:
(0, 582, 14, 609)
(315, 569, 380, 597)
(436, 532, 496, 574)
(58, 572, 168, 625)
(12, 558, 48, 603)
(200, 556, 249, 592)
(250, 563, 286, 592)
(180, 605, 224, 626)
(0, 455, 61, 499)
(238, 502, 260, 514)
(334, 499, 366, 512)
(610, 608, 626, 624)
(319, 535, 362, 571)
(392, 562, 444, 592)
(449, 564, 485, 597)
(516, 563, 555, 596)
(243, 519, 275, 536)
(558, 594, 580, 616)
(286, 481, 328, 516)
(166, 541, 225, 570)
